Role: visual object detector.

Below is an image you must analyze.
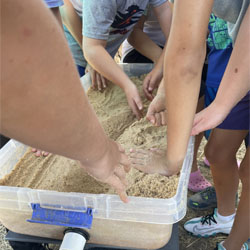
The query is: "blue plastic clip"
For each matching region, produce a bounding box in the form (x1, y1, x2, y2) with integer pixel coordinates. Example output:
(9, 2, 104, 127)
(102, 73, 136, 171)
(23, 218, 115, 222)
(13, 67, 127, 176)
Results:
(27, 203, 93, 229)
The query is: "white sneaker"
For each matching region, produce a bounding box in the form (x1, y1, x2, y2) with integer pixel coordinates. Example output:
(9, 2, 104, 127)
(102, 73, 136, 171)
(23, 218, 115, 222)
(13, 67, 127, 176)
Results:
(216, 241, 249, 250)
(184, 209, 234, 237)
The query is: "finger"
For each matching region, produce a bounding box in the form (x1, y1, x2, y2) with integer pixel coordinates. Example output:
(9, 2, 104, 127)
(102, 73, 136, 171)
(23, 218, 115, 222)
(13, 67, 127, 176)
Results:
(129, 148, 148, 155)
(191, 119, 208, 136)
(131, 158, 146, 166)
(155, 113, 162, 127)
(129, 151, 147, 160)
(96, 73, 102, 91)
(147, 114, 156, 125)
(143, 82, 153, 101)
(92, 71, 97, 89)
(148, 78, 157, 92)
(106, 175, 128, 203)
(134, 94, 143, 111)
(120, 152, 131, 170)
(114, 167, 128, 186)
(131, 100, 142, 120)
(35, 150, 42, 157)
(160, 111, 167, 126)
(101, 75, 107, 89)
(143, 77, 153, 101)
(131, 163, 148, 173)
(42, 151, 49, 157)
(146, 106, 156, 125)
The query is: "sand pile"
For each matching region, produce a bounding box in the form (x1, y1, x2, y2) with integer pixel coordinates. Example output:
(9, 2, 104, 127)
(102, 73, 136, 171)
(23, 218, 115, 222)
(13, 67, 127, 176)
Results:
(0, 75, 179, 199)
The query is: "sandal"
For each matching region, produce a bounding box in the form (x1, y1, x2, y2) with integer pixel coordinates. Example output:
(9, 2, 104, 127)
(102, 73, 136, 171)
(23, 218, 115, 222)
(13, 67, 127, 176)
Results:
(188, 169, 212, 192)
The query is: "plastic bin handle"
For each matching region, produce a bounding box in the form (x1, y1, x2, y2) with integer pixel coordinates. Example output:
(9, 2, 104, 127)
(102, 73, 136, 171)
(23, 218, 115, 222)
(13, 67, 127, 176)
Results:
(27, 203, 93, 229)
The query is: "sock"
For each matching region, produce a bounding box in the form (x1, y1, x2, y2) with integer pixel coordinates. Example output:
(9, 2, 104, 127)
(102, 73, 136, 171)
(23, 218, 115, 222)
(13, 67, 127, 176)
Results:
(217, 210, 235, 222)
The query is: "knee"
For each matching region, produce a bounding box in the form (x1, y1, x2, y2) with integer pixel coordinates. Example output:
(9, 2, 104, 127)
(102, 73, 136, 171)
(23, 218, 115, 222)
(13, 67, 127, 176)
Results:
(204, 144, 229, 165)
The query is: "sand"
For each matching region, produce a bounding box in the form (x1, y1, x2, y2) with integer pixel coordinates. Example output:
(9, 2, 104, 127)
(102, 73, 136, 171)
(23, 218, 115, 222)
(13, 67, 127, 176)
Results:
(0, 75, 179, 199)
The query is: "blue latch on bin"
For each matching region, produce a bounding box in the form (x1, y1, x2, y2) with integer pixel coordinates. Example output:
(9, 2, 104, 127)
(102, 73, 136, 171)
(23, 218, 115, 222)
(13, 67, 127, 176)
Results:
(27, 203, 93, 229)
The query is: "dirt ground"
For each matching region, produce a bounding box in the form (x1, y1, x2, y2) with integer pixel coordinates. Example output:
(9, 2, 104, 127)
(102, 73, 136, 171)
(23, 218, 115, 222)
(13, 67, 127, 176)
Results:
(0, 138, 246, 250)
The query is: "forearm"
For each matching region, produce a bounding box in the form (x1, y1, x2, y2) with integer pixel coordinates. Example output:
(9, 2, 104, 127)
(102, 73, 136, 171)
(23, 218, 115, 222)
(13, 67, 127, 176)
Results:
(1, 0, 109, 165)
(214, 6, 250, 111)
(128, 30, 162, 63)
(83, 40, 133, 90)
(164, 51, 205, 168)
(60, 0, 82, 47)
(163, 0, 213, 170)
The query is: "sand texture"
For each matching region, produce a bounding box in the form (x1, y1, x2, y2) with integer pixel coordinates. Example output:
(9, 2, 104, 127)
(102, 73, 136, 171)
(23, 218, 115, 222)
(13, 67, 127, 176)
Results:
(0, 75, 179, 199)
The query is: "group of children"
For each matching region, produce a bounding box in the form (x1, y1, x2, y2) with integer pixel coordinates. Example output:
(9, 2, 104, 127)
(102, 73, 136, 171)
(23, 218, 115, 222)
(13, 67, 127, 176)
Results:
(3, 0, 249, 250)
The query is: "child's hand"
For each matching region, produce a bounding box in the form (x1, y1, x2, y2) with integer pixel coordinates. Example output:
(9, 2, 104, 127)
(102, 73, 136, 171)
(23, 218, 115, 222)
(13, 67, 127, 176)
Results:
(81, 140, 131, 203)
(191, 102, 228, 136)
(146, 93, 166, 126)
(124, 84, 143, 120)
(143, 64, 163, 101)
(86, 64, 107, 91)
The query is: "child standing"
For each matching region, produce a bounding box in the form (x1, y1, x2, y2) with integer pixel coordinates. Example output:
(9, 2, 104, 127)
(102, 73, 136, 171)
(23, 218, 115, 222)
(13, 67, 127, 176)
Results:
(183, 14, 250, 250)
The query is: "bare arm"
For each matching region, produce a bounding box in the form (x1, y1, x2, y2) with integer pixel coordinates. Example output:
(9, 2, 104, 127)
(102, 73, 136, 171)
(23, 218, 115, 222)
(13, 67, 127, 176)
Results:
(1, 0, 129, 202)
(128, 15, 162, 63)
(143, 2, 172, 100)
(164, 0, 213, 170)
(83, 37, 143, 119)
(192, 6, 250, 135)
(213, 6, 250, 113)
(60, 0, 82, 47)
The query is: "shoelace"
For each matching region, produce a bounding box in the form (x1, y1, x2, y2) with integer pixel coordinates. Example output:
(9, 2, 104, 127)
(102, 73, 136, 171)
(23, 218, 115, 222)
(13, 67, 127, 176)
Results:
(201, 213, 217, 225)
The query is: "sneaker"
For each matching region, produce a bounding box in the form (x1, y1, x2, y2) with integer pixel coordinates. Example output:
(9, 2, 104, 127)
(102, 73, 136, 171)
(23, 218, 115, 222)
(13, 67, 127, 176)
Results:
(188, 186, 217, 210)
(184, 209, 234, 237)
(215, 241, 248, 250)
(188, 187, 239, 211)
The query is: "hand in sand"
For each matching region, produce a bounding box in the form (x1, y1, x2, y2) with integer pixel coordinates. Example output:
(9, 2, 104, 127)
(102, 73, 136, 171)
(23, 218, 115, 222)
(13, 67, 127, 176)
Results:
(146, 93, 166, 126)
(31, 148, 49, 157)
(81, 140, 131, 203)
(86, 64, 107, 91)
(124, 83, 143, 120)
(129, 148, 179, 176)
(143, 64, 163, 100)
(191, 102, 228, 136)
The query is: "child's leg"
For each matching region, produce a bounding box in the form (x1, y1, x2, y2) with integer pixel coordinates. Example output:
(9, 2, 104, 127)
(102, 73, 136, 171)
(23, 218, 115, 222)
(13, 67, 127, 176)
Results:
(189, 96, 211, 192)
(191, 96, 205, 173)
(223, 146, 249, 250)
(205, 129, 248, 216)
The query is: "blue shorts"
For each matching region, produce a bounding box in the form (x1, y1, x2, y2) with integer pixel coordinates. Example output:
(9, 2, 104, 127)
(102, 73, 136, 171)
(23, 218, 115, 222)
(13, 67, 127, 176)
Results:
(77, 65, 85, 77)
(205, 86, 249, 146)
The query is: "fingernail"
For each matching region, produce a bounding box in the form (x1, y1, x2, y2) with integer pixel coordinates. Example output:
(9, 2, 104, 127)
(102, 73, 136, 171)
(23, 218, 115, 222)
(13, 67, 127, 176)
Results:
(149, 87, 153, 91)
(139, 106, 143, 110)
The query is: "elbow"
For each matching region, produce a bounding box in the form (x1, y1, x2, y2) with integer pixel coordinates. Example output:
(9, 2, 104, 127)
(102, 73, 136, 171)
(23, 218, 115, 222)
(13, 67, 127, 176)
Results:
(165, 45, 206, 79)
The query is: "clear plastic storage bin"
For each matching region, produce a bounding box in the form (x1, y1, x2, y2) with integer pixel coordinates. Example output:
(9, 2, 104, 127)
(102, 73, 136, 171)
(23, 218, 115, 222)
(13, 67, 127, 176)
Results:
(0, 64, 194, 249)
